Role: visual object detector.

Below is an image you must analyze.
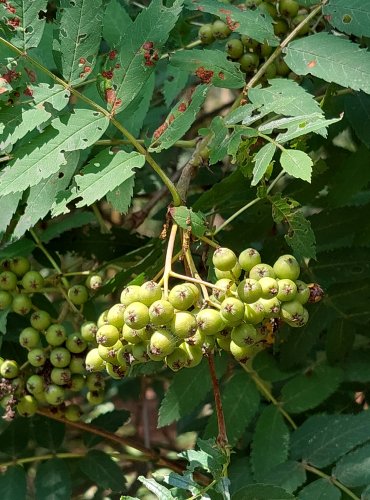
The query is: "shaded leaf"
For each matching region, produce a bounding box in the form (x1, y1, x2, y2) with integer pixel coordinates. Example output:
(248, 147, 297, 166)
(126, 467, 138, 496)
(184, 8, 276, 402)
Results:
(32, 415, 65, 451)
(0, 466, 27, 500)
(326, 318, 355, 364)
(0, 418, 30, 456)
(79, 450, 125, 492)
(231, 483, 294, 499)
(298, 479, 340, 500)
(310, 248, 370, 286)
(323, 0, 370, 37)
(264, 461, 306, 494)
(345, 92, 370, 149)
(333, 443, 370, 487)
(35, 458, 71, 500)
(102, 0, 132, 46)
(83, 409, 130, 447)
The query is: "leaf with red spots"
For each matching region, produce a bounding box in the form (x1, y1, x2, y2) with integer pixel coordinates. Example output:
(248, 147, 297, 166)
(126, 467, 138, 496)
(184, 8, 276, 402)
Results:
(323, 0, 370, 38)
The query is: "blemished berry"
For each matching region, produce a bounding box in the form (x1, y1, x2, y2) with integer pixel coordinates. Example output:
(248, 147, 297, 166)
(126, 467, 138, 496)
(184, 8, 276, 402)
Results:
(220, 297, 245, 325)
(185, 328, 205, 347)
(44, 384, 65, 405)
(226, 39, 244, 59)
(98, 343, 120, 364)
(277, 279, 297, 301)
(80, 321, 98, 342)
(65, 404, 82, 422)
(22, 270, 44, 292)
(96, 324, 120, 347)
(237, 279, 262, 303)
(86, 390, 104, 405)
(180, 343, 203, 368)
(168, 284, 196, 311)
(149, 329, 176, 359)
(213, 247, 238, 272)
(131, 342, 149, 362)
(149, 299, 174, 325)
(11, 376, 24, 395)
(273, 254, 300, 280)
(85, 348, 105, 372)
(19, 327, 40, 349)
(86, 372, 105, 391)
(68, 284, 89, 305)
(260, 297, 281, 318)
(0, 290, 12, 309)
(17, 395, 38, 417)
(239, 52, 260, 72)
(46, 324, 67, 346)
(259, 277, 279, 299)
(239, 248, 261, 272)
(69, 355, 86, 374)
(70, 374, 86, 392)
(106, 362, 127, 379)
(66, 333, 87, 354)
(121, 324, 145, 344)
(30, 310, 51, 331)
(215, 261, 242, 280)
(0, 270, 17, 291)
(197, 308, 225, 335)
(12, 294, 32, 315)
(26, 374, 45, 394)
(259, 1, 277, 17)
(9, 256, 30, 277)
(139, 281, 162, 306)
(280, 300, 304, 323)
(0, 359, 19, 378)
(85, 274, 103, 290)
(171, 311, 197, 338)
(231, 323, 258, 347)
(97, 309, 109, 328)
(50, 347, 71, 368)
(120, 285, 141, 306)
(51, 367, 72, 385)
(212, 20, 231, 39)
(199, 24, 214, 44)
(28, 348, 47, 367)
(295, 280, 310, 304)
(165, 347, 189, 371)
(249, 263, 275, 280)
(124, 301, 150, 329)
(274, 17, 289, 37)
(279, 0, 299, 18)
(106, 303, 126, 329)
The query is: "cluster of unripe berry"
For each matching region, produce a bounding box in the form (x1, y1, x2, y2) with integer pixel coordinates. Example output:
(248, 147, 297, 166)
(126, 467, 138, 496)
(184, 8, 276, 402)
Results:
(199, 0, 312, 77)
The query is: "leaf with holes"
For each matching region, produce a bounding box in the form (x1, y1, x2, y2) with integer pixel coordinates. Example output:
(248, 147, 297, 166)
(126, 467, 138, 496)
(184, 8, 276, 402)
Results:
(0, 109, 108, 196)
(284, 211, 316, 260)
(53, 0, 104, 84)
(252, 143, 276, 186)
(284, 33, 370, 95)
(323, 0, 370, 38)
(280, 149, 313, 182)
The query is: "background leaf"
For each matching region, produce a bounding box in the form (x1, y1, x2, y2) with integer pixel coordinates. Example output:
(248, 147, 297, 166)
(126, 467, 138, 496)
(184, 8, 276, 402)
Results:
(35, 458, 72, 500)
(0, 466, 27, 500)
(297, 478, 341, 500)
(79, 450, 125, 492)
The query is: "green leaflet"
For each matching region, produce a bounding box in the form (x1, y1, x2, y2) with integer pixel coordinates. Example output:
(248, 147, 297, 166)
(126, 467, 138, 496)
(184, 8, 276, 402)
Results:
(298, 479, 341, 500)
(280, 149, 313, 182)
(53, 0, 104, 84)
(345, 93, 370, 149)
(284, 33, 370, 95)
(252, 143, 276, 186)
(323, 0, 370, 37)
(0, 109, 109, 196)
(333, 442, 370, 487)
(231, 484, 294, 499)
(0, 192, 23, 236)
(0, 466, 27, 500)
(35, 458, 72, 500)
(170, 206, 207, 238)
(102, 0, 132, 47)
(79, 450, 125, 492)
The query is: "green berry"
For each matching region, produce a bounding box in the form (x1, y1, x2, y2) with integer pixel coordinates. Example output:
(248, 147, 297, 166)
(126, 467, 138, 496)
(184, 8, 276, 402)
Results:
(274, 17, 289, 36)
(149, 299, 174, 325)
(44, 384, 65, 405)
(149, 329, 176, 360)
(199, 24, 215, 44)
(212, 20, 231, 39)
(85, 348, 105, 372)
(171, 311, 197, 338)
(97, 309, 109, 328)
(106, 303, 126, 329)
(69, 356, 86, 374)
(217, 336, 231, 352)
(239, 248, 261, 272)
(295, 280, 310, 304)
(10, 376, 25, 395)
(265, 62, 277, 79)
(80, 321, 98, 342)
(239, 52, 260, 72)
(65, 404, 82, 422)
(259, 277, 279, 299)
(185, 283, 200, 304)
(226, 38, 244, 59)
(50, 347, 71, 368)
(180, 343, 203, 368)
(86, 372, 105, 391)
(96, 324, 120, 347)
(215, 262, 242, 280)
(9, 256, 30, 277)
(22, 271, 44, 292)
(230, 341, 262, 362)
(85, 274, 103, 290)
(292, 14, 310, 35)
(260, 297, 281, 318)
(280, 300, 304, 323)
(276, 57, 290, 76)
(106, 362, 126, 379)
(249, 263, 275, 280)
(19, 327, 40, 349)
(86, 390, 104, 405)
(66, 333, 87, 354)
(51, 367, 72, 385)
(17, 395, 38, 417)
(279, 0, 299, 18)
(213, 247, 238, 272)
(70, 374, 86, 392)
(220, 297, 245, 325)
(120, 285, 141, 306)
(260, 42, 273, 57)
(168, 284, 196, 311)
(12, 294, 32, 315)
(0, 290, 12, 309)
(185, 329, 205, 347)
(124, 301, 150, 329)
(277, 279, 297, 301)
(30, 310, 51, 331)
(121, 324, 145, 344)
(241, 35, 259, 50)
(0, 359, 19, 378)
(45, 324, 67, 346)
(28, 348, 47, 367)
(0, 270, 17, 291)
(26, 374, 45, 394)
(237, 279, 262, 303)
(231, 323, 258, 346)
(139, 281, 162, 306)
(131, 342, 149, 362)
(68, 285, 89, 305)
(197, 308, 225, 335)
(273, 254, 300, 280)
(259, 1, 277, 17)
(98, 342, 121, 364)
(165, 347, 189, 371)
(213, 279, 237, 302)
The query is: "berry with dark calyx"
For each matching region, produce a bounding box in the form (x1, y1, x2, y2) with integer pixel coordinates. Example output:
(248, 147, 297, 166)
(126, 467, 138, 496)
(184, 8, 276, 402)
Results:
(98, 341, 121, 364)
(280, 300, 304, 324)
(260, 297, 281, 318)
(244, 301, 265, 324)
(96, 324, 120, 347)
(28, 348, 47, 367)
(249, 263, 275, 280)
(124, 302, 150, 329)
(231, 323, 258, 346)
(277, 279, 297, 302)
(85, 274, 103, 290)
(65, 404, 82, 422)
(213, 247, 237, 272)
(215, 261, 242, 280)
(106, 303, 126, 329)
(185, 328, 205, 347)
(0, 290, 12, 309)
(238, 52, 260, 72)
(69, 355, 86, 374)
(12, 294, 32, 315)
(11, 377, 25, 395)
(26, 374, 45, 394)
(259, 1, 277, 17)
(68, 285, 89, 305)
(279, 0, 299, 18)
(230, 341, 262, 362)
(21, 271, 44, 292)
(273, 17, 289, 37)
(226, 39, 244, 59)
(46, 324, 67, 346)
(66, 333, 87, 354)
(239, 248, 261, 272)
(212, 20, 231, 39)
(149, 299, 174, 325)
(197, 308, 225, 335)
(106, 362, 127, 379)
(97, 309, 109, 328)
(168, 284, 196, 311)
(171, 311, 197, 339)
(273, 254, 300, 280)
(220, 297, 245, 325)
(120, 285, 141, 306)
(44, 384, 65, 406)
(50, 347, 71, 368)
(0, 271, 17, 291)
(295, 280, 310, 304)
(165, 347, 189, 371)
(86, 390, 104, 405)
(259, 277, 278, 299)
(121, 324, 145, 344)
(185, 283, 200, 304)
(30, 310, 51, 331)
(9, 257, 30, 277)
(149, 329, 176, 360)
(217, 336, 231, 352)
(237, 278, 262, 303)
(139, 281, 162, 306)
(19, 327, 40, 349)
(213, 279, 237, 302)
(199, 24, 215, 44)
(51, 367, 72, 385)
(0, 359, 19, 378)
(70, 374, 86, 392)
(86, 372, 105, 391)
(241, 35, 259, 50)
(85, 348, 105, 372)
(80, 321, 98, 342)
(284, 307, 309, 328)
(180, 343, 203, 368)
(17, 395, 38, 417)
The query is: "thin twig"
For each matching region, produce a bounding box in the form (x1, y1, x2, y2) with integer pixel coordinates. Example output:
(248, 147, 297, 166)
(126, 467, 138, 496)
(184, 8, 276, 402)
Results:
(163, 224, 178, 299)
(207, 354, 228, 448)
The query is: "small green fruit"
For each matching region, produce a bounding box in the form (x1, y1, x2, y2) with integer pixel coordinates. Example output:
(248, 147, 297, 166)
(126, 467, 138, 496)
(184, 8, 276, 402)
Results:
(46, 324, 67, 346)
(199, 24, 215, 44)
(30, 310, 51, 331)
(273, 254, 300, 280)
(106, 303, 126, 329)
(226, 38, 244, 59)
(9, 257, 30, 277)
(19, 327, 40, 349)
(120, 285, 141, 306)
(237, 279, 262, 303)
(66, 333, 87, 354)
(68, 285, 89, 305)
(21, 271, 44, 292)
(212, 20, 231, 39)
(277, 279, 297, 302)
(124, 302, 150, 329)
(85, 348, 105, 372)
(27, 348, 47, 367)
(96, 324, 120, 347)
(197, 308, 225, 335)
(149, 299, 174, 325)
(171, 311, 197, 339)
(220, 297, 245, 325)
(0, 359, 19, 378)
(239, 248, 261, 271)
(0, 271, 18, 291)
(50, 347, 71, 368)
(17, 395, 38, 417)
(249, 263, 275, 280)
(139, 281, 162, 306)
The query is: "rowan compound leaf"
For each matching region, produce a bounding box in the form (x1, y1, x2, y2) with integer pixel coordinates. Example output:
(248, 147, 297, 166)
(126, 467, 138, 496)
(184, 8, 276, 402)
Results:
(251, 406, 290, 482)
(149, 84, 208, 152)
(280, 149, 313, 182)
(0, 109, 109, 195)
(171, 49, 245, 89)
(323, 0, 370, 38)
(53, 0, 104, 84)
(284, 34, 370, 95)
(252, 143, 276, 186)
(298, 479, 341, 500)
(171, 207, 207, 238)
(185, 0, 278, 45)
(1, 0, 47, 50)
